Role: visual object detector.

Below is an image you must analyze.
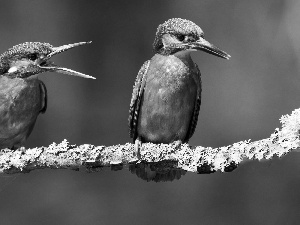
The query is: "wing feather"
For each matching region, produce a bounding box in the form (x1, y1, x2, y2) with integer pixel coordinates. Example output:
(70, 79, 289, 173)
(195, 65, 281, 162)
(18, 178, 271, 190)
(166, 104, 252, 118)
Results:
(128, 60, 150, 140)
(185, 64, 202, 142)
(39, 81, 47, 114)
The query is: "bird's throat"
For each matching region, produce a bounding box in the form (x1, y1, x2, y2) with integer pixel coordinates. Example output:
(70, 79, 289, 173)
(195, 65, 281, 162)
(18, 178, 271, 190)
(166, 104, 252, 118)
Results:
(174, 50, 195, 68)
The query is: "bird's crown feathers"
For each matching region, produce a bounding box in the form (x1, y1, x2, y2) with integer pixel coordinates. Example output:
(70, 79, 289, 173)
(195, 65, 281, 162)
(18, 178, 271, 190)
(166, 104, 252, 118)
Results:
(0, 42, 53, 60)
(153, 18, 203, 53)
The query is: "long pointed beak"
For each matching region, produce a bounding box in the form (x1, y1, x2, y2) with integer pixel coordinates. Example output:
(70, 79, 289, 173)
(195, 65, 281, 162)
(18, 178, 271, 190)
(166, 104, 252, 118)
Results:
(40, 41, 96, 79)
(190, 37, 231, 60)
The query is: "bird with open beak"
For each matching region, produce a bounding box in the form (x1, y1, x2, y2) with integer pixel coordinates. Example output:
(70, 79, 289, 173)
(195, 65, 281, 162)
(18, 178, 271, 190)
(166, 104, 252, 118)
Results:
(0, 42, 95, 150)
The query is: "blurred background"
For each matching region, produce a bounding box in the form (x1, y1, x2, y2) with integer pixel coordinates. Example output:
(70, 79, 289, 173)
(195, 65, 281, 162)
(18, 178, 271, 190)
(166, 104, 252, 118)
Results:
(0, 0, 300, 224)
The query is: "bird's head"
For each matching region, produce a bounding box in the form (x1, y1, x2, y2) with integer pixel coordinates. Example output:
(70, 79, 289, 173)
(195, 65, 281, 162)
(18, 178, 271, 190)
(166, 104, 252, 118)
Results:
(153, 18, 230, 59)
(0, 42, 95, 79)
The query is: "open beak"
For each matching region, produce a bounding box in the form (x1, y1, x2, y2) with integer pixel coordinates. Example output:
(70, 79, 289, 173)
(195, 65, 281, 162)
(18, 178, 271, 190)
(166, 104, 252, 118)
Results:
(39, 41, 96, 79)
(189, 37, 230, 60)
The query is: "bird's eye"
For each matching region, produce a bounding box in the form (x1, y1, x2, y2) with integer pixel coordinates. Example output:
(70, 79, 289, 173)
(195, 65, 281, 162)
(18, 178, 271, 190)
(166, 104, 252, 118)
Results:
(176, 34, 185, 42)
(28, 53, 38, 61)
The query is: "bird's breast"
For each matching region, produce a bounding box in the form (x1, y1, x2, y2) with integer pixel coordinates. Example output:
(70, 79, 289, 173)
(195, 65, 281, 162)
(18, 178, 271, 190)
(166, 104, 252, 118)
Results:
(138, 54, 199, 143)
(0, 76, 43, 148)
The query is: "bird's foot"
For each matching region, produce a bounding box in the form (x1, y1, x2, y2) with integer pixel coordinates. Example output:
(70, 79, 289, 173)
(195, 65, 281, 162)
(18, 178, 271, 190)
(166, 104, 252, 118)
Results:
(134, 137, 142, 160)
(171, 140, 183, 150)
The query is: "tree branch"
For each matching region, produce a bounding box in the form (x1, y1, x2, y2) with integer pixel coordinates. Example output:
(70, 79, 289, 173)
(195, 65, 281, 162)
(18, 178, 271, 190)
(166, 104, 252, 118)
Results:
(1, 108, 299, 174)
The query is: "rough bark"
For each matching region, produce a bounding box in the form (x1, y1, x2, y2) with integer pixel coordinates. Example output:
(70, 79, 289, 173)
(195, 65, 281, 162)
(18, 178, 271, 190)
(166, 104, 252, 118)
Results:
(1, 108, 299, 174)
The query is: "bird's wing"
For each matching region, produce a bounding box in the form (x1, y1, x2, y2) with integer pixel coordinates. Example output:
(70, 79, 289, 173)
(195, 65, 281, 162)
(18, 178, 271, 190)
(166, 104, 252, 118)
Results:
(39, 80, 47, 114)
(185, 64, 202, 142)
(128, 60, 150, 139)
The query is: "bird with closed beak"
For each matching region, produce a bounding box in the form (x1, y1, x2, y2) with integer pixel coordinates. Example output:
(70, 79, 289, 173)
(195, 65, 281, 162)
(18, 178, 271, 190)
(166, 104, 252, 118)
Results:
(0, 42, 95, 150)
(129, 18, 230, 157)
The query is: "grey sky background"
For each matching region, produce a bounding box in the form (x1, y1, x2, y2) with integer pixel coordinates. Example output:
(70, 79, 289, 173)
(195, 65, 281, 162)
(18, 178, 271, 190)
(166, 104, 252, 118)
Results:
(0, 1, 300, 224)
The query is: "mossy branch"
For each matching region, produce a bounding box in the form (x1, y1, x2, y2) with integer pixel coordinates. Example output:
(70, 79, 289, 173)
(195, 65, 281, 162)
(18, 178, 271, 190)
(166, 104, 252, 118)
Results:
(1, 108, 300, 174)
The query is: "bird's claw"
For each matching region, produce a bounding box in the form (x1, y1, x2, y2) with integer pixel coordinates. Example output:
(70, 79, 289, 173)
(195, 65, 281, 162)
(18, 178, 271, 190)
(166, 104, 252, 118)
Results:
(134, 137, 142, 160)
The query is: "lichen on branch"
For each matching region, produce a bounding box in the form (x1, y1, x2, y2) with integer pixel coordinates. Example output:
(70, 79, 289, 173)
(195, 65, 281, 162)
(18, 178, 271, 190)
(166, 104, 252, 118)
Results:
(0, 108, 299, 174)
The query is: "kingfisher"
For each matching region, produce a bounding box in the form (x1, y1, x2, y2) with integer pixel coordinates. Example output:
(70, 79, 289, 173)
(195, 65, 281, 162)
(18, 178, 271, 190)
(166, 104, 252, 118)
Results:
(129, 18, 230, 157)
(0, 42, 95, 150)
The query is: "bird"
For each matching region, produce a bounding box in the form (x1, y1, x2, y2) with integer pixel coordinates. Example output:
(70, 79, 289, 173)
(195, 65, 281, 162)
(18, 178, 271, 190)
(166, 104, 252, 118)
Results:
(0, 41, 95, 150)
(129, 18, 230, 157)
